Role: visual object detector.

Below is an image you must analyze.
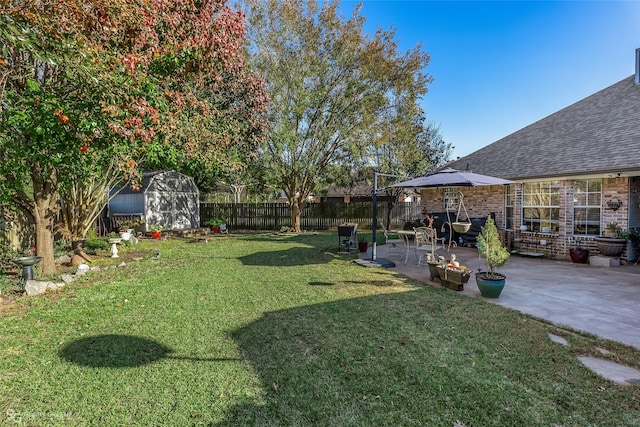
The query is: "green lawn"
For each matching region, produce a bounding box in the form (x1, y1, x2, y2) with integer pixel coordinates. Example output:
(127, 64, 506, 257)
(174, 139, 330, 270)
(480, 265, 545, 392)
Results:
(1, 232, 639, 426)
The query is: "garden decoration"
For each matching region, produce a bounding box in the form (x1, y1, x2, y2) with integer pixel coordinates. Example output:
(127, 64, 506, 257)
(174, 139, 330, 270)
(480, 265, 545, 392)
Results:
(451, 191, 472, 234)
(426, 227, 442, 281)
(11, 256, 42, 284)
(436, 258, 471, 291)
(108, 236, 122, 258)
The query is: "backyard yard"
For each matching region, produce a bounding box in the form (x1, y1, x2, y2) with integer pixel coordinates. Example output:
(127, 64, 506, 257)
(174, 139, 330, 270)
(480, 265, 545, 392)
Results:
(1, 232, 639, 426)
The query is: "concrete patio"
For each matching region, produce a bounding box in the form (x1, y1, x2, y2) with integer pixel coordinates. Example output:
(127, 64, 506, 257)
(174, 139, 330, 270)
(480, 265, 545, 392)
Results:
(359, 244, 640, 351)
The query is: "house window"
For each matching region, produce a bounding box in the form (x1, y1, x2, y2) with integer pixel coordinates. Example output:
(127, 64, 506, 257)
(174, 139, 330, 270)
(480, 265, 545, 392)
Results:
(443, 187, 458, 211)
(505, 185, 514, 230)
(573, 179, 601, 236)
(522, 181, 560, 232)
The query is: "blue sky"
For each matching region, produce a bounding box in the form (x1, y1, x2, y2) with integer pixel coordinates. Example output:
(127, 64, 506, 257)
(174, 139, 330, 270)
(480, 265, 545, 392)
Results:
(339, 1, 640, 158)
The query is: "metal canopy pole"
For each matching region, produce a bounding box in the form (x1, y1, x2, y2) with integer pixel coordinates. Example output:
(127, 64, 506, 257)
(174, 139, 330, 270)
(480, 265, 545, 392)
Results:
(372, 173, 378, 261)
(371, 172, 411, 262)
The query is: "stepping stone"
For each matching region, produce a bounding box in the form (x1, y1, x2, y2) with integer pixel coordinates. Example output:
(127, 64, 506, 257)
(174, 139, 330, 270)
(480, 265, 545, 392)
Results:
(577, 356, 640, 385)
(548, 333, 568, 346)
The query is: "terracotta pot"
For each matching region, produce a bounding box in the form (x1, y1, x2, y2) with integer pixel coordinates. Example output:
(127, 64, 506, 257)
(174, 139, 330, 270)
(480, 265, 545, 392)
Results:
(213, 226, 221, 233)
(152, 231, 161, 239)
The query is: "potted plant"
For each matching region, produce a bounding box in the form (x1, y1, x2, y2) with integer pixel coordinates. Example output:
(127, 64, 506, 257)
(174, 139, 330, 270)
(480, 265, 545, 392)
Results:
(569, 239, 589, 263)
(149, 224, 165, 239)
(358, 236, 368, 253)
(436, 260, 472, 291)
(594, 223, 629, 257)
(118, 218, 145, 240)
(475, 215, 510, 298)
(207, 218, 225, 233)
(421, 227, 443, 282)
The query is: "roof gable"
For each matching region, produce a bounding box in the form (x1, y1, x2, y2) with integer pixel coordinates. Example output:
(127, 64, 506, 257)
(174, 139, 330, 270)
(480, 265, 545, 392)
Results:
(446, 76, 640, 180)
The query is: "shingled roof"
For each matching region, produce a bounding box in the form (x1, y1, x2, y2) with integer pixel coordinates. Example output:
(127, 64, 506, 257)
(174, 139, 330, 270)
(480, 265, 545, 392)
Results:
(445, 75, 640, 180)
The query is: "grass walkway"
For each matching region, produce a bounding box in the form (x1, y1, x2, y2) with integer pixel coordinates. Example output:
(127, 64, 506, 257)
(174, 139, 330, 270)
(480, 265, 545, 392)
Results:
(1, 232, 639, 426)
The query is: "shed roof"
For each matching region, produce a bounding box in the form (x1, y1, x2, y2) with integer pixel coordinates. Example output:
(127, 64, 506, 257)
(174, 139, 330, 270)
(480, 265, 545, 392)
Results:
(445, 76, 640, 180)
(116, 170, 199, 195)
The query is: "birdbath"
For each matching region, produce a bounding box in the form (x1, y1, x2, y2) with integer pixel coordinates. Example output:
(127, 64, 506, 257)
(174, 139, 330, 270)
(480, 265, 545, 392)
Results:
(11, 256, 42, 282)
(108, 238, 122, 258)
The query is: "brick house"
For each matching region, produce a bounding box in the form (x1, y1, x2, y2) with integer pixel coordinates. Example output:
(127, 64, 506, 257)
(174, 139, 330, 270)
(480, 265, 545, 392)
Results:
(419, 50, 640, 261)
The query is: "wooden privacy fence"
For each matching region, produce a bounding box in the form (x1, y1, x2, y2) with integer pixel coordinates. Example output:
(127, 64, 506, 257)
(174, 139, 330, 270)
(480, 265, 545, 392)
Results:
(1, 201, 422, 252)
(200, 201, 422, 231)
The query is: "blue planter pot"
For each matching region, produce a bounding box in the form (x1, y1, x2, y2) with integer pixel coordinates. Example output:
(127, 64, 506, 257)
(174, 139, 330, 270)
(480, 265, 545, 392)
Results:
(475, 273, 506, 298)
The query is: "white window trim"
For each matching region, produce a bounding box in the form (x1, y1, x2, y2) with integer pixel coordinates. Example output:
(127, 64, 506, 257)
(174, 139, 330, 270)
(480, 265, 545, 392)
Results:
(521, 181, 560, 232)
(572, 179, 602, 237)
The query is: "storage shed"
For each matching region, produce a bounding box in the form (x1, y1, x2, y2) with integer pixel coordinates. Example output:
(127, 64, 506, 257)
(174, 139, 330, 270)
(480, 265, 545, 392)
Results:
(109, 170, 200, 231)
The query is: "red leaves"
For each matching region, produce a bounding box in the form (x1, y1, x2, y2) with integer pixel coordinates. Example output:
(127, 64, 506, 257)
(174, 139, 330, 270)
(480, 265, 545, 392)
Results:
(9, 0, 266, 181)
(53, 109, 70, 124)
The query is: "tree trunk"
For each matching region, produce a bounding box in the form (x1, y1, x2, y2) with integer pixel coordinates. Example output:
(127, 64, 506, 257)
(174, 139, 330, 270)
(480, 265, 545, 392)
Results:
(59, 177, 112, 241)
(384, 191, 398, 230)
(26, 167, 60, 276)
(385, 202, 394, 231)
(290, 198, 302, 233)
(34, 213, 56, 276)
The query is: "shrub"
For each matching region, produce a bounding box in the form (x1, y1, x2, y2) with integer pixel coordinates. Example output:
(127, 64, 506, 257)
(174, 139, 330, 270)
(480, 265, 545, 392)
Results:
(84, 237, 110, 254)
(476, 216, 509, 277)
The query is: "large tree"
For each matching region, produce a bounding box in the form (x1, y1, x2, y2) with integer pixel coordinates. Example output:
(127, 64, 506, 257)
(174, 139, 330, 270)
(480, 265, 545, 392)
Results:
(0, 0, 267, 275)
(368, 103, 452, 229)
(244, 0, 433, 232)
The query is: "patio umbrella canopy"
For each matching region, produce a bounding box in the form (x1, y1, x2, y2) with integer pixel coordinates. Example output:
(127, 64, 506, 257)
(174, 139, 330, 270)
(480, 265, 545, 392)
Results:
(391, 168, 515, 248)
(367, 168, 513, 264)
(392, 168, 514, 188)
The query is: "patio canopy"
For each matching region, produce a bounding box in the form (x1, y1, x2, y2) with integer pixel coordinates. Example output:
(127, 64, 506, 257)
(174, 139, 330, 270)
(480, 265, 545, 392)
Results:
(392, 168, 514, 188)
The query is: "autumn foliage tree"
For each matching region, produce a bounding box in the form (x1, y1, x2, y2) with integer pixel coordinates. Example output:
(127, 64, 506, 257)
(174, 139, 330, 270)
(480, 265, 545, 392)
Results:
(0, 0, 266, 275)
(244, 0, 433, 232)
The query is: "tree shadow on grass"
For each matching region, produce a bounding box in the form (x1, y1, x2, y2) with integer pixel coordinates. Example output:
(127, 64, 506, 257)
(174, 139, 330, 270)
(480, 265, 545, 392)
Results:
(237, 232, 342, 251)
(238, 247, 339, 266)
(219, 291, 442, 426)
(232, 232, 357, 266)
(59, 334, 241, 368)
(215, 288, 586, 426)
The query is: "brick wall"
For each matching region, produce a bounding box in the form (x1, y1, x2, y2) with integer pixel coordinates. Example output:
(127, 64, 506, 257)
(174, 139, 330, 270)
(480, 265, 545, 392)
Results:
(420, 177, 633, 261)
(419, 186, 507, 228)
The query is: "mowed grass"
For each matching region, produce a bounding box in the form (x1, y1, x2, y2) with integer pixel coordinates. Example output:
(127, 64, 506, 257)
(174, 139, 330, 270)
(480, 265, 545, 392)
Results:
(1, 232, 639, 426)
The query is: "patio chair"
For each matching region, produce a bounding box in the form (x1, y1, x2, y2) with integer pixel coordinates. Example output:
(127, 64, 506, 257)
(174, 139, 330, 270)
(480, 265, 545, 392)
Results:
(413, 226, 444, 266)
(381, 222, 404, 259)
(338, 223, 358, 253)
